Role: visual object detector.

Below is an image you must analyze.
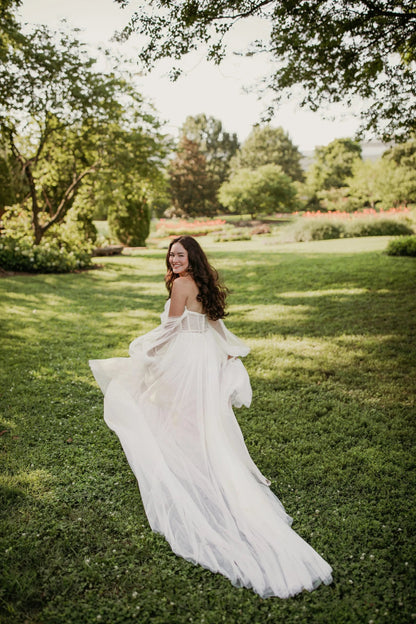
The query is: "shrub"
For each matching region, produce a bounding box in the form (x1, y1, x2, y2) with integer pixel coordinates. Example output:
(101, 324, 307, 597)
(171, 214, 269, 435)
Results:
(386, 236, 416, 257)
(344, 218, 414, 238)
(108, 197, 150, 247)
(291, 219, 345, 242)
(0, 235, 92, 272)
(0, 203, 95, 272)
(65, 201, 97, 245)
(285, 211, 415, 242)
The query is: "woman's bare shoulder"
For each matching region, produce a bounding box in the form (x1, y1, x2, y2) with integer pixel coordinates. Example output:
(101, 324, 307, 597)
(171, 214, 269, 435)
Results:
(172, 276, 195, 292)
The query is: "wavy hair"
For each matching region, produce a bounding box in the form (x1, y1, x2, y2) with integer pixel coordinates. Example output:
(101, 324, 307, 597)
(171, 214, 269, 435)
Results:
(165, 236, 228, 320)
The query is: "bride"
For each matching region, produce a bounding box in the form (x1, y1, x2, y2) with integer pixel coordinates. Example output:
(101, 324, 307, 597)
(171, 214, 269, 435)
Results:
(89, 235, 333, 598)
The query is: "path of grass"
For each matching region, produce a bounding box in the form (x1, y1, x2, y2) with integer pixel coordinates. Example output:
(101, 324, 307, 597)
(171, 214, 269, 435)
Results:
(1, 236, 415, 624)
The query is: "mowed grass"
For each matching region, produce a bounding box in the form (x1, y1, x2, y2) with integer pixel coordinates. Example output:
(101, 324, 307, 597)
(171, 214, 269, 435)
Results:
(1, 236, 415, 624)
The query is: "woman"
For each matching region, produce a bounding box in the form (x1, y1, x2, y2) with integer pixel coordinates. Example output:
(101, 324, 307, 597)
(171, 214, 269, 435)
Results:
(89, 236, 333, 598)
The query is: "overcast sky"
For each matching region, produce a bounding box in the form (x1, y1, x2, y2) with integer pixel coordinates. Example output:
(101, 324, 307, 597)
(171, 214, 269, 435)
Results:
(19, 0, 364, 151)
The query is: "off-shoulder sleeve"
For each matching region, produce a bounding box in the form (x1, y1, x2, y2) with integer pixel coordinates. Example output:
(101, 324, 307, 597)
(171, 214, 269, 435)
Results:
(208, 318, 250, 358)
(129, 307, 183, 360)
(90, 301, 183, 395)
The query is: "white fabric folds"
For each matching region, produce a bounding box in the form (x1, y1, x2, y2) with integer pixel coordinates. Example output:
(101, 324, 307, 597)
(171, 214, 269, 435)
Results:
(89, 301, 333, 598)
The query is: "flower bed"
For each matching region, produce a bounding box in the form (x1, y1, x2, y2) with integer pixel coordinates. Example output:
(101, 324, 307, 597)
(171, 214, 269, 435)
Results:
(285, 206, 414, 242)
(298, 207, 411, 220)
(155, 218, 226, 237)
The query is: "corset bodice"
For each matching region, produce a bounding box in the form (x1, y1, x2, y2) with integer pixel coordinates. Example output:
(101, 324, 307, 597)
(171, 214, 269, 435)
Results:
(179, 309, 208, 333)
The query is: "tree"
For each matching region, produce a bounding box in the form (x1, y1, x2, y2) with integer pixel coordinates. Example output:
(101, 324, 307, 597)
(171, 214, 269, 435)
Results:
(307, 138, 362, 194)
(80, 124, 169, 237)
(382, 139, 416, 168)
(332, 151, 416, 211)
(345, 159, 384, 210)
(179, 114, 239, 210)
(375, 160, 416, 208)
(0, 141, 26, 216)
(180, 114, 239, 183)
(0, 0, 23, 61)
(378, 140, 416, 206)
(230, 125, 304, 181)
(168, 137, 217, 216)
(108, 195, 151, 246)
(115, 0, 416, 141)
(218, 163, 298, 217)
(0, 23, 165, 244)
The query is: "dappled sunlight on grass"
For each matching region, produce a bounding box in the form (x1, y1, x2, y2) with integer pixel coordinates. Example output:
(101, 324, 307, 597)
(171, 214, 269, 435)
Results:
(240, 303, 311, 325)
(278, 287, 368, 298)
(247, 334, 366, 390)
(1, 469, 55, 501)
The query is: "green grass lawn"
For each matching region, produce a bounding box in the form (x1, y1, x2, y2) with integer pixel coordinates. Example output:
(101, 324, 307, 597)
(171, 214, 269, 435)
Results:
(1, 236, 415, 624)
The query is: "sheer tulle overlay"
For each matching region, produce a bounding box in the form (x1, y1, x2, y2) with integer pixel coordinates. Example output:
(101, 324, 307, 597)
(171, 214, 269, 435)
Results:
(89, 302, 332, 598)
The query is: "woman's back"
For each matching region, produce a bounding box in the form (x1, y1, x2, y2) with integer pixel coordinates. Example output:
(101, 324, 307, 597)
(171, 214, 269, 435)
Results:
(169, 275, 204, 316)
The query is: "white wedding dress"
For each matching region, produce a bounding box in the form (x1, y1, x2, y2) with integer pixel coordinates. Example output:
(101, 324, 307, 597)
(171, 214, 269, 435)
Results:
(89, 301, 332, 598)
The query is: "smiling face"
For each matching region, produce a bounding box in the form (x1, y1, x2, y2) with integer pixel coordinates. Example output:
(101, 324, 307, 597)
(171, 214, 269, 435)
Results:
(169, 242, 189, 276)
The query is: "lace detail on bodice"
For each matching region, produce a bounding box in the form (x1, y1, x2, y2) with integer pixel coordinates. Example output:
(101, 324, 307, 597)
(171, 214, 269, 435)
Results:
(179, 310, 208, 333)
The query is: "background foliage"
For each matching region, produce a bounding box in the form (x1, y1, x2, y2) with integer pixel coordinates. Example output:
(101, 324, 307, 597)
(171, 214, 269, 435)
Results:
(178, 114, 239, 213)
(229, 125, 304, 182)
(219, 164, 299, 217)
(108, 195, 151, 247)
(168, 137, 217, 217)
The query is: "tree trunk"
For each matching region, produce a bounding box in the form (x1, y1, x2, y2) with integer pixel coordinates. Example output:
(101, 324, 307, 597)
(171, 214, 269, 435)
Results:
(24, 162, 44, 244)
(40, 163, 99, 239)
(8, 133, 43, 244)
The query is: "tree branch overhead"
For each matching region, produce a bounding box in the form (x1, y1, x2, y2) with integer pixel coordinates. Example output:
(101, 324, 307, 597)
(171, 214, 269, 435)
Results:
(115, 0, 416, 141)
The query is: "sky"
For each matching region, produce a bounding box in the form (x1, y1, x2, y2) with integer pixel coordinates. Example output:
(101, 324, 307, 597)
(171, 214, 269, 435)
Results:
(18, 0, 364, 152)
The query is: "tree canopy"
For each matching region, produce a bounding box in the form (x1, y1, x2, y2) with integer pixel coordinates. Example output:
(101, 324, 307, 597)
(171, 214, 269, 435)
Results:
(0, 22, 167, 244)
(168, 137, 217, 216)
(303, 137, 416, 211)
(115, 0, 416, 142)
(179, 114, 239, 179)
(382, 139, 416, 168)
(230, 125, 304, 181)
(347, 156, 416, 209)
(218, 163, 298, 216)
(0, 0, 23, 61)
(179, 114, 239, 210)
(307, 138, 362, 193)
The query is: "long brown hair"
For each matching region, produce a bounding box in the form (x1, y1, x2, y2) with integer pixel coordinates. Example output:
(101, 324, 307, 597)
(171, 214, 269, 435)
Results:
(165, 236, 228, 320)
